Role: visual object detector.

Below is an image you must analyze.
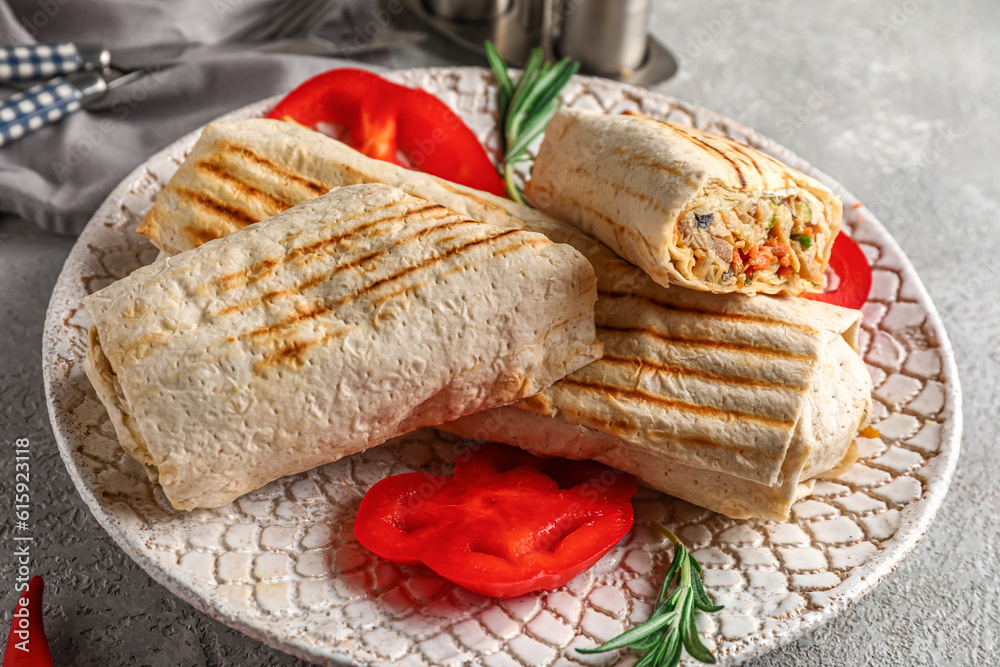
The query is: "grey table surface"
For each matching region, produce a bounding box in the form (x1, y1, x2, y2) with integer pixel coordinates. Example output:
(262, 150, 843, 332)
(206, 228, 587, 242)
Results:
(1, 1, 998, 665)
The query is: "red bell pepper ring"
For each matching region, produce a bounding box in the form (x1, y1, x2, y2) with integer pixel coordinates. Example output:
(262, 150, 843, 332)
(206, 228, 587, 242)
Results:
(267, 68, 506, 197)
(804, 231, 873, 310)
(354, 443, 637, 599)
(3, 576, 54, 667)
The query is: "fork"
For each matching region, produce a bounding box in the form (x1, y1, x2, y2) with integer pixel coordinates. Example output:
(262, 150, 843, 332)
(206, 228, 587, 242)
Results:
(0, 0, 338, 146)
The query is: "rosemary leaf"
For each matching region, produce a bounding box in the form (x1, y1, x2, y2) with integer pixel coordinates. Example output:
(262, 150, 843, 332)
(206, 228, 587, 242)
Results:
(577, 524, 723, 667)
(503, 99, 559, 162)
(485, 41, 579, 202)
(485, 42, 513, 97)
(577, 610, 679, 653)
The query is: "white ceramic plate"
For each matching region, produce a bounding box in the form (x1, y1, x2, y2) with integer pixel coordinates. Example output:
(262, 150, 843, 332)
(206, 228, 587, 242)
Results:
(43, 68, 962, 666)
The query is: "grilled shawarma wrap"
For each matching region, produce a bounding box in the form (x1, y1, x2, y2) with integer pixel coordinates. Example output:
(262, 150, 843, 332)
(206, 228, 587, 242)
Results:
(442, 220, 872, 521)
(523, 109, 843, 296)
(84, 184, 602, 510)
(138, 119, 538, 256)
(132, 118, 871, 519)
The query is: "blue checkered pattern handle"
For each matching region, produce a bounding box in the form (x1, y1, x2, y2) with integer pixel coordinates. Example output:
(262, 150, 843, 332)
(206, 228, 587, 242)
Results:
(0, 77, 82, 146)
(0, 43, 81, 81)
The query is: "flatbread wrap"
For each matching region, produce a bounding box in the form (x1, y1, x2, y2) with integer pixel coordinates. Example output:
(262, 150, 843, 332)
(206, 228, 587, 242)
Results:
(133, 118, 871, 519)
(84, 184, 602, 510)
(138, 119, 542, 256)
(442, 220, 872, 520)
(523, 108, 843, 296)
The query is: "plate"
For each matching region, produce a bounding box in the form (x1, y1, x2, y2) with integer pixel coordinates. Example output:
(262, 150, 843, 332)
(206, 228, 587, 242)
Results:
(42, 67, 962, 666)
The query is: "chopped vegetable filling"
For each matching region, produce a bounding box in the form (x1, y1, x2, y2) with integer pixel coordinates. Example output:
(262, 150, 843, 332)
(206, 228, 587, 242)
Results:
(678, 188, 826, 289)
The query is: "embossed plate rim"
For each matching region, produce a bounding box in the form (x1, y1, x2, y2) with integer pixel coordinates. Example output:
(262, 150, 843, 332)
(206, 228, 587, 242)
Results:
(42, 67, 962, 666)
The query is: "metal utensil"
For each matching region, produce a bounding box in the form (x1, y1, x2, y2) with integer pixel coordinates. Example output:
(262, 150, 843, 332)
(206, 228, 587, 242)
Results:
(0, 69, 141, 146)
(558, 0, 648, 75)
(398, 0, 677, 85)
(104, 33, 426, 71)
(553, 0, 677, 85)
(398, 0, 544, 67)
(425, 0, 514, 21)
(0, 42, 109, 82)
(0, 32, 426, 83)
(0, 30, 426, 147)
(0, 0, 336, 83)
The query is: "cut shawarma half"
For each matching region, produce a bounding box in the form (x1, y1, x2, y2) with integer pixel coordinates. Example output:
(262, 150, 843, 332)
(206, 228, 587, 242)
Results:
(523, 108, 843, 296)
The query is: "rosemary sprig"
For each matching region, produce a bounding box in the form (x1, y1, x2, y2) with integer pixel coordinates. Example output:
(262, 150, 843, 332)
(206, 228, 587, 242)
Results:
(578, 523, 724, 667)
(485, 41, 579, 204)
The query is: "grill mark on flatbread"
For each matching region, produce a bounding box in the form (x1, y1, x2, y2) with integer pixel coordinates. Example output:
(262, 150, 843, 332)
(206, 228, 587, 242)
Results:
(596, 323, 812, 361)
(220, 215, 473, 320)
(217, 258, 282, 291)
(729, 137, 795, 175)
(611, 146, 688, 180)
(570, 165, 666, 211)
(177, 188, 259, 229)
(436, 181, 522, 226)
(299, 250, 383, 290)
(621, 114, 754, 186)
(237, 302, 329, 341)
(529, 183, 652, 254)
(232, 219, 501, 344)
(557, 377, 795, 429)
(291, 204, 448, 266)
(623, 112, 750, 189)
(597, 290, 819, 333)
(571, 412, 759, 454)
(493, 235, 549, 257)
(212, 203, 439, 294)
(253, 327, 352, 373)
(668, 125, 748, 188)
(412, 219, 476, 241)
(216, 242, 390, 318)
(194, 160, 296, 212)
(518, 393, 553, 414)
(184, 226, 221, 246)
(369, 280, 432, 309)
(369, 232, 538, 307)
(723, 141, 765, 180)
(337, 227, 525, 308)
(220, 289, 297, 319)
(593, 353, 806, 392)
(218, 141, 328, 195)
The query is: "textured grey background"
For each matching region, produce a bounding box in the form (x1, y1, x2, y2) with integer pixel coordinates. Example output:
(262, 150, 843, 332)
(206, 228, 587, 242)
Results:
(1, 0, 998, 665)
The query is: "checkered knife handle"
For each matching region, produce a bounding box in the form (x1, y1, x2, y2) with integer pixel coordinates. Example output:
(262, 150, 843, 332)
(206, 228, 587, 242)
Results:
(0, 43, 81, 81)
(0, 77, 82, 146)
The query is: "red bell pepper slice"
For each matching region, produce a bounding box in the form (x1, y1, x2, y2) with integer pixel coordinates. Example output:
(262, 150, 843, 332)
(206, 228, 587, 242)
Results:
(267, 68, 506, 197)
(3, 576, 54, 667)
(804, 231, 873, 310)
(354, 443, 637, 598)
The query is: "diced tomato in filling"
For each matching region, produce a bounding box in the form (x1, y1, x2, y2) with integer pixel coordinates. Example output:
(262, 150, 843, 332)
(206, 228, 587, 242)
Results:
(739, 236, 792, 278)
(765, 238, 793, 266)
(730, 248, 745, 276)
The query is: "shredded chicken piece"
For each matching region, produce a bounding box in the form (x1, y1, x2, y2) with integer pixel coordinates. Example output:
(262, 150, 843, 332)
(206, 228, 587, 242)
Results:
(677, 187, 826, 289)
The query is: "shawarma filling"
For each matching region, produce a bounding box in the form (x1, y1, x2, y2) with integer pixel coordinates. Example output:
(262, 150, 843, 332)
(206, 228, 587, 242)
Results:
(676, 186, 827, 290)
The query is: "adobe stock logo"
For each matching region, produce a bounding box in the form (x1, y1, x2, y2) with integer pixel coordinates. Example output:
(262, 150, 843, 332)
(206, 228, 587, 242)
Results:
(3, 437, 53, 665)
(2, 576, 53, 666)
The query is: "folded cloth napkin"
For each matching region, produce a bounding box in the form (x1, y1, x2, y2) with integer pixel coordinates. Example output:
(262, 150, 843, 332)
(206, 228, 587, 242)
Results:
(0, 0, 390, 235)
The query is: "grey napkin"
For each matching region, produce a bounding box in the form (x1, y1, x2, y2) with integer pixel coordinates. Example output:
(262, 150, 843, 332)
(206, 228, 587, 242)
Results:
(0, 0, 389, 235)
